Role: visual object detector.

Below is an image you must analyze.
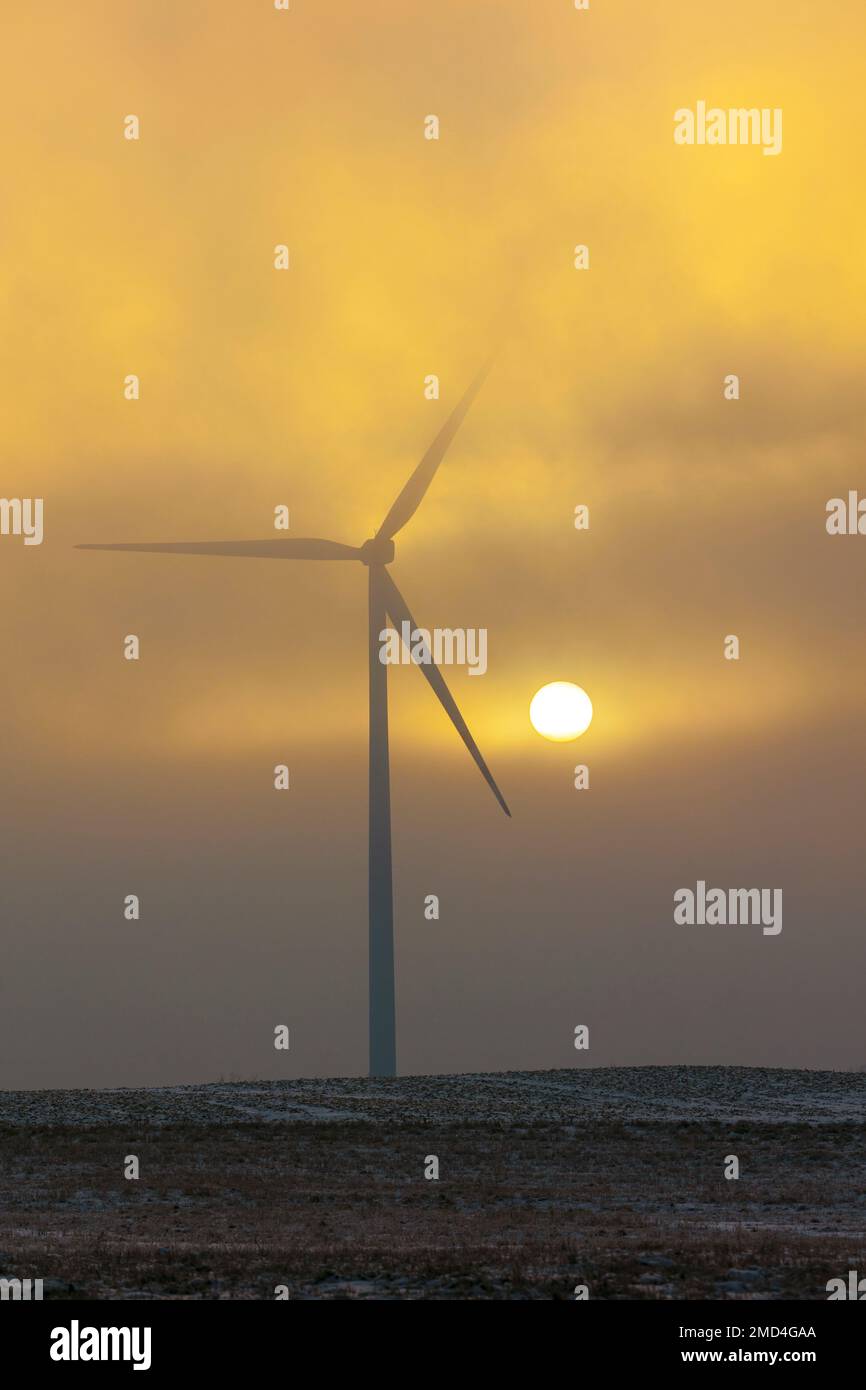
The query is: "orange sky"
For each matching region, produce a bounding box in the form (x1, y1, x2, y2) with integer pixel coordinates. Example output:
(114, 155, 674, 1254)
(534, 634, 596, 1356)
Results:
(2, 1, 865, 1084)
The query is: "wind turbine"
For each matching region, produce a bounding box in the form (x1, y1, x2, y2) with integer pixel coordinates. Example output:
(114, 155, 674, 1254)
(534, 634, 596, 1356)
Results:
(78, 363, 510, 1077)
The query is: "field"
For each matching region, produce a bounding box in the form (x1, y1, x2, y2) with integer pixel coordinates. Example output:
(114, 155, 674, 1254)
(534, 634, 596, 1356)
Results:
(1, 1067, 864, 1300)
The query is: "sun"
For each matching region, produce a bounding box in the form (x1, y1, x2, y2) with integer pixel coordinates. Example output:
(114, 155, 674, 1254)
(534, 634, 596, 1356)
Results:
(530, 682, 593, 741)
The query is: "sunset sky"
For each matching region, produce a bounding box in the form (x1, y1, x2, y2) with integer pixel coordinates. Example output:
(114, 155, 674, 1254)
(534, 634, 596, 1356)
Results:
(2, 0, 864, 1086)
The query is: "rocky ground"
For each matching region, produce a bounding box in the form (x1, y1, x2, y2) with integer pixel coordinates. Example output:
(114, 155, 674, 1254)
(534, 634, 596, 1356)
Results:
(1, 1067, 863, 1299)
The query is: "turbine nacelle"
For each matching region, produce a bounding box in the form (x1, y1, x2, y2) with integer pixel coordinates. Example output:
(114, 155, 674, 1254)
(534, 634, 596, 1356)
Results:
(359, 536, 395, 566)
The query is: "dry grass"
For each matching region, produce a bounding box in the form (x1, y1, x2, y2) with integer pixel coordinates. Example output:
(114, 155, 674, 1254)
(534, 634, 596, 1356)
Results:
(1, 1070, 864, 1299)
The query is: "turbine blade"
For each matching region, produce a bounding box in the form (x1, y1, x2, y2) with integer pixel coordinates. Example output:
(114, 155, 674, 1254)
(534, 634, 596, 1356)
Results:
(381, 570, 510, 817)
(76, 538, 362, 560)
(376, 357, 495, 540)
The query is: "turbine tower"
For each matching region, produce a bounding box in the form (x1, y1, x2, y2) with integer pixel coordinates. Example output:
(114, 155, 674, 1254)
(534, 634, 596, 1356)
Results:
(78, 363, 510, 1077)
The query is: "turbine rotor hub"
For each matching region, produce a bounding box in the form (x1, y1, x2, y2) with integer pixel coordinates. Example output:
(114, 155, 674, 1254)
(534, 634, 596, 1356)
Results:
(359, 536, 395, 566)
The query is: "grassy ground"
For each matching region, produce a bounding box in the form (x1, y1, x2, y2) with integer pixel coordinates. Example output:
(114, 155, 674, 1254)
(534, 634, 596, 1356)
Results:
(1, 1068, 864, 1299)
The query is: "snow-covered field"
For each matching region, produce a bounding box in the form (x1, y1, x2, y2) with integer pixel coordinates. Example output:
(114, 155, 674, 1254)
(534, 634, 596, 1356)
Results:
(1, 1068, 864, 1299)
(3, 1064, 864, 1128)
